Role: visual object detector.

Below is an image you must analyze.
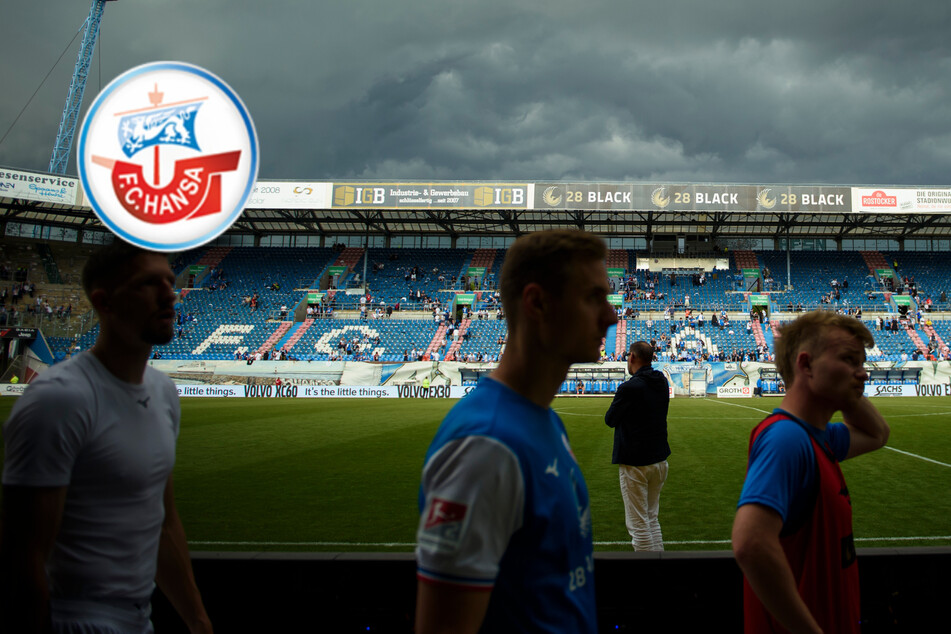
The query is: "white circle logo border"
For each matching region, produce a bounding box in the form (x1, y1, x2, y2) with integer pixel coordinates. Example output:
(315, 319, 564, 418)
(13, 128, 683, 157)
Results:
(77, 61, 258, 252)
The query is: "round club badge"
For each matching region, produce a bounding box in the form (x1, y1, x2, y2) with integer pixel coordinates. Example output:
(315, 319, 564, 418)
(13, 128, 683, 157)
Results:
(77, 61, 258, 252)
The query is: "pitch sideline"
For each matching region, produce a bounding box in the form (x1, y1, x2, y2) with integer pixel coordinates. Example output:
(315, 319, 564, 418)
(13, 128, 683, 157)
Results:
(191, 535, 951, 548)
(710, 398, 951, 468)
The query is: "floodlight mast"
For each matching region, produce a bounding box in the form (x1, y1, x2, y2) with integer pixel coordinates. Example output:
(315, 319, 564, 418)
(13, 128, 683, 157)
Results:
(48, 0, 117, 175)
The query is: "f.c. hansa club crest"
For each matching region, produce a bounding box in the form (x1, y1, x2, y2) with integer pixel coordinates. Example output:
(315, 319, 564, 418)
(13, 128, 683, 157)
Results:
(78, 62, 258, 252)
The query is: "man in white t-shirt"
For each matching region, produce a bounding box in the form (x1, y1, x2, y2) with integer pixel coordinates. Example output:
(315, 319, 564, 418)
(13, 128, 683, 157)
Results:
(1, 242, 212, 634)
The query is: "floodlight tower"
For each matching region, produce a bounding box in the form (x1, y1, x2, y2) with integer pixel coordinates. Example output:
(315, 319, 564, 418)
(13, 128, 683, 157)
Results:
(48, 0, 117, 175)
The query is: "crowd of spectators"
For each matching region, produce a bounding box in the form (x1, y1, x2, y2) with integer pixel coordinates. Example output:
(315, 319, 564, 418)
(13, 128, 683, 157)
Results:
(0, 283, 72, 324)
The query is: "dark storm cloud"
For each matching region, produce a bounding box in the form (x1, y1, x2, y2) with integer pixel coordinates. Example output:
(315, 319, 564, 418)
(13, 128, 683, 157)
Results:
(2, 1, 950, 185)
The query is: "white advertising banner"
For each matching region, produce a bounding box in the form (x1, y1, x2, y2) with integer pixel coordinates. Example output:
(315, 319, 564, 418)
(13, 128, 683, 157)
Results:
(864, 383, 951, 397)
(245, 181, 332, 209)
(175, 383, 474, 399)
(0, 168, 80, 205)
(716, 385, 753, 398)
(0, 383, 28, 397)
(851, 187, 951, 214)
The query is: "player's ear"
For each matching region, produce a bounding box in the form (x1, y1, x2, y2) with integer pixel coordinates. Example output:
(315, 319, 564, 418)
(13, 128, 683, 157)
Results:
(88, 287, 111, 315)
(522, 283, 546, 321)
(796, 350, 813, 376)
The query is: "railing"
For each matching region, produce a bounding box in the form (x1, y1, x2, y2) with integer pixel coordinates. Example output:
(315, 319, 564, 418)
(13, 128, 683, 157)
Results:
(0, 310, 98, 339)
(294, 300, 458, 316)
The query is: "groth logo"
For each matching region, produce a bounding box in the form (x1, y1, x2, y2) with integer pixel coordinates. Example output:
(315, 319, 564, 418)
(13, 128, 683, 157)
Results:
(78, 62, 258, 252)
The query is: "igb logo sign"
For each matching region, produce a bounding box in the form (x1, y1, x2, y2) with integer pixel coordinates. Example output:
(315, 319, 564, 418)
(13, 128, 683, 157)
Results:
(78, 62, 258, 251)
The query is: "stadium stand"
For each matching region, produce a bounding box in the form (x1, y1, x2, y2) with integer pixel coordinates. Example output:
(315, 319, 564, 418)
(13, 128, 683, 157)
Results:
(5, 240, 948, 368)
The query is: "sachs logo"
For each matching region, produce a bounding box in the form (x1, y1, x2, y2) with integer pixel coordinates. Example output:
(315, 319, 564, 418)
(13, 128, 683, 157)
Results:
(78, 62, 258, 251)
(542, 185, 563, 206)
(651, 187, 670, 208)
(757, 188, 776, 209)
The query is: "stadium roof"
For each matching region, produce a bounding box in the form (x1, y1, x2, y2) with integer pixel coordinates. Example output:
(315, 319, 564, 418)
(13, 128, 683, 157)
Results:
(4, 167, 951, 243)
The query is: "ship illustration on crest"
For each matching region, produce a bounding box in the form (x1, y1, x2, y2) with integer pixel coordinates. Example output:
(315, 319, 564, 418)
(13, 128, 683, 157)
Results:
(91, 83, 241, 225)
(118, 84, 202, 157)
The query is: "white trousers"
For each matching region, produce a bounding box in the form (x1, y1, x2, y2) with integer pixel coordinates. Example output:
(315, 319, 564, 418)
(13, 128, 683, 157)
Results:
(619, 461, 668, 551)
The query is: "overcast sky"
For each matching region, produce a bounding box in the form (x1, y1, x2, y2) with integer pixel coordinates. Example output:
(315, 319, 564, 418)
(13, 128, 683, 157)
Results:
(2, 1, 950, 185)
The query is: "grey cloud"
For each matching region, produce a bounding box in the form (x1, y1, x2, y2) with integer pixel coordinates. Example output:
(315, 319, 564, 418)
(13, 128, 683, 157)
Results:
(2, 1, 950, 185)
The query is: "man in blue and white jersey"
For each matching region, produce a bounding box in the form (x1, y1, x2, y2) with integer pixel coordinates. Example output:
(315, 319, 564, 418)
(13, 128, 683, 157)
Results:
(415, 230, 617, 633)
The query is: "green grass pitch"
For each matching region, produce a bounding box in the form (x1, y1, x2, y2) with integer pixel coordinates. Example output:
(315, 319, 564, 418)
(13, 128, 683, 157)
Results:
(1, 395, 949, 552)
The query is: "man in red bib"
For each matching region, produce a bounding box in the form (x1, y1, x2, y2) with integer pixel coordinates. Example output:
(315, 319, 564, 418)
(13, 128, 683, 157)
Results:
(732, 311, 890, 633)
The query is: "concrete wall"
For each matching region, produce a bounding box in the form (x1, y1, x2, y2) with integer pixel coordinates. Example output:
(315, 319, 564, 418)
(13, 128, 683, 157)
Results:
(151, 547, 950, 632)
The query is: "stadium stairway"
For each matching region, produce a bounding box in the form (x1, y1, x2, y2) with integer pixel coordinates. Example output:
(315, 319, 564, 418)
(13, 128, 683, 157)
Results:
(331, 248, 365, 286)
(615, 319, 628, 356)
(469, 248, 496, 268)
(604, 323, 617, 357)
(36, 243, 64, 284)
(733, 250, 759, 271)
(606, 249, 629, 272)
(751, 319, 768, 348)
(467, 249, 497, 288)
(274, 321, 306, 351)
(860, 250, 890, 276)
(763, 322, 775, 351)
(425, 323, 448, 360)
(921, 323, 950, 357)
(733, 250, 762, 293)
(446, 318, 471, 360)
(188, 246, 232, 287)
(860, 250, 897, 294)
(256, 321, 293, 355)
(197, 246, 232, 269)
(904, 326, 929, 355)
(335, 247, 364, 268)
(282, 318, 315, 351)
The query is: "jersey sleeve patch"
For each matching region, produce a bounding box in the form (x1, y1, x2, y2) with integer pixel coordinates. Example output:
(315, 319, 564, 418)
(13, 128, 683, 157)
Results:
(419, 497, 469, 551)
(415, 435, 524, 585)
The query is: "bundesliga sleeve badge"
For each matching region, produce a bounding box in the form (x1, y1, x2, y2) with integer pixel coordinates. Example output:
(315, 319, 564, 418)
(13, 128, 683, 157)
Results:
(77, 61, 259, 252)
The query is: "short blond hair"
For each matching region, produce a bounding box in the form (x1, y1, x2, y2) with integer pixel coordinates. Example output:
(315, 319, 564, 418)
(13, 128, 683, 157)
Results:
(774, 310, 874, 384)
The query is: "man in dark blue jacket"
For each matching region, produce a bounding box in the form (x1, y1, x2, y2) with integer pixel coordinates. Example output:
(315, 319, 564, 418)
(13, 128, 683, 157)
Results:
(605, 341, 671, 551)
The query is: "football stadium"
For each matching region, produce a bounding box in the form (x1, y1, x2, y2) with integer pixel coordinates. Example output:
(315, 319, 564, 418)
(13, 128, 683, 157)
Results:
(2, 3, 951, 632)
(3, 177, 951, 630)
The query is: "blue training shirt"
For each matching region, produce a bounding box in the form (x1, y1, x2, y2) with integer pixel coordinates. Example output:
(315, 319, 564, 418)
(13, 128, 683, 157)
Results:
(738, 408, 851, 533)
(416, 378, 597, 633)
